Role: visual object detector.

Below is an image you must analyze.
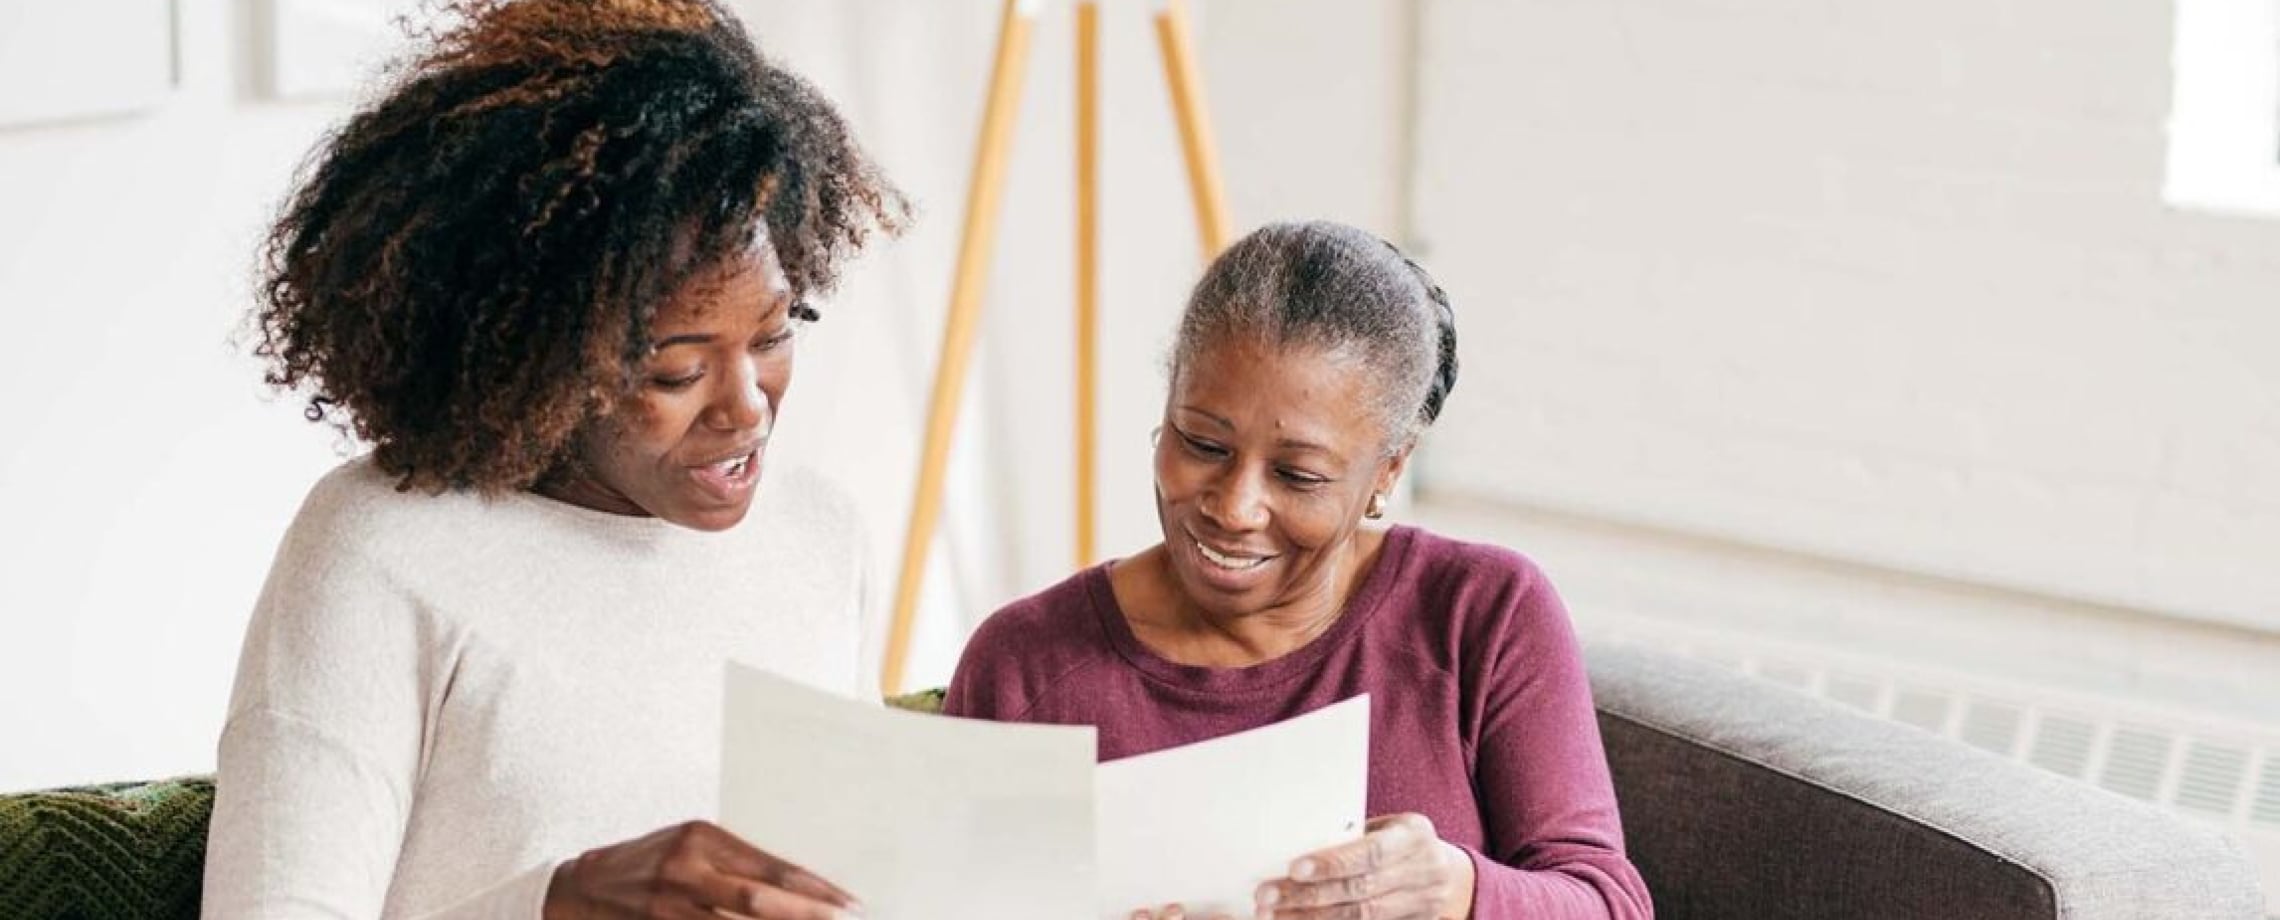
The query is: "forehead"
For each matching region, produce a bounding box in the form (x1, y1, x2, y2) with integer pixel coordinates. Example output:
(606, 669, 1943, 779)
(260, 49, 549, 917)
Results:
(652, 245, 790, 327)
(1174, 338, 1382, 439)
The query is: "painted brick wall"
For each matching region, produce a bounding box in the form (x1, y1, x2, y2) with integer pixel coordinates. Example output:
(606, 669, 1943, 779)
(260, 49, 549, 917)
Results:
(1411, 0, 2280, 632)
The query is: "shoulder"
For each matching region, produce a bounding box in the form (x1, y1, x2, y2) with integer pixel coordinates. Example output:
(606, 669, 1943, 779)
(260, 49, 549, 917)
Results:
(238, 460, 468, 703)
(964, 567, 1105, 662)
(1384, 525, 1575, 658)
(945, 567, 1114, 718)
(275, 456, 481, 570)
(1396, 525, 1553, 605)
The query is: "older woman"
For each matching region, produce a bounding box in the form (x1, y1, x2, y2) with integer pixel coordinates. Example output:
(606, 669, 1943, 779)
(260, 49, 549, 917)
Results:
(944, 222, 1651, 920)
(203, 2, 903, 917)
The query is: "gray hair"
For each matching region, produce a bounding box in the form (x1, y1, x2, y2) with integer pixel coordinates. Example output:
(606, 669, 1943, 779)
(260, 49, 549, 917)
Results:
(1171, 220, 1459, 453)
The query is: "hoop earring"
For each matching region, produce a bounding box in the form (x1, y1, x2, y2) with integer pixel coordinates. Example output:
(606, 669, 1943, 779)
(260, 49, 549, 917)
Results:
(1366, 493, 1387, 520)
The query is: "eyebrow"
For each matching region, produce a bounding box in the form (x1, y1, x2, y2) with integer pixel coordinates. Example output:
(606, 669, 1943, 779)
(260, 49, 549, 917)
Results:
(653, 333, 717, 349)
(1174, 406, 1334, 454)
(649, 292, 795, 350)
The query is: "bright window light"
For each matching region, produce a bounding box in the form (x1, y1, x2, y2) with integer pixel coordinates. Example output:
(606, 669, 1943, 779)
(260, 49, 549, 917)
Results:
(2165, 0, 2280, 217)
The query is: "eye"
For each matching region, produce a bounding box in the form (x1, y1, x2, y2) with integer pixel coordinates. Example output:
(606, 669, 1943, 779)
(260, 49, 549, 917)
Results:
(1178, 432, 1229, 459)
(753, 327, 797, 353)
(1276, 467, 1330, 489)
(649, 369, 703, 390)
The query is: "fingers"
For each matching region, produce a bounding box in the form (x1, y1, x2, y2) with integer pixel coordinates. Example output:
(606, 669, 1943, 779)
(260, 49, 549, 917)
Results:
(1256, 860, 1444, 918)
(739, 883, 863, 920)
(1255, 814, 1449, 920)
(689, 823, 860, 911)
(652, 822, 857, 920)
(1288, 813, 1435, 883)
(672, 871, 856, 920)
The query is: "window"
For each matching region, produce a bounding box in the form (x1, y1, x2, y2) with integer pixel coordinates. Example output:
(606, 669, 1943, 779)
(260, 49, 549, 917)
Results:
(2164, 0, 2280, 217)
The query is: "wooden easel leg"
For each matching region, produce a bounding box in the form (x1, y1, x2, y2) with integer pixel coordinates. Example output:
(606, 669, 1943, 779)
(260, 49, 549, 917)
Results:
(1153, 0, 1233, 260)
(1075, 0, 1101, 570)
(882, 0, 1040, 696)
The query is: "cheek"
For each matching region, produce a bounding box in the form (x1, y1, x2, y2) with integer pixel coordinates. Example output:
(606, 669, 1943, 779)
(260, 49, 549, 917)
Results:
(567, 415, 634, 481)
(1152, 446, 1202, 503)
(604, 396, 692, 463)
(748, 348, 797, 413)
(1282, 504, 1348, 551)
(1276, 486, 1368, 549)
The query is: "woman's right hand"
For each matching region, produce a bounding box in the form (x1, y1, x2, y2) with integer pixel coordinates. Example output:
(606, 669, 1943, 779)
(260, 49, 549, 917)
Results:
(542, 820, 861, 920)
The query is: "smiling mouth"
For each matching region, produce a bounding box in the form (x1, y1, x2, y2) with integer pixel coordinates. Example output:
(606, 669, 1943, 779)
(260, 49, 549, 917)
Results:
(707, 453, 753, 479)
(1193, 538, 1273, 571)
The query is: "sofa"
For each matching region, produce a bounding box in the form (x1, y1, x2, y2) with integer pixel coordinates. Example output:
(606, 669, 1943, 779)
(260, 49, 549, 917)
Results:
(1587, 642, 2266, 918)
(2, 648, 2264, 918)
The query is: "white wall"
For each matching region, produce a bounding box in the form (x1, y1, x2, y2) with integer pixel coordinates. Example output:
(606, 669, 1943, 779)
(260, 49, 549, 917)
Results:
(0, 0, 350, 791)
(736, 0, 1408, 689)
(1402, 9, 2277, 889)
(0, 0, 1404, 790)
(1411, 0, 2280, 636)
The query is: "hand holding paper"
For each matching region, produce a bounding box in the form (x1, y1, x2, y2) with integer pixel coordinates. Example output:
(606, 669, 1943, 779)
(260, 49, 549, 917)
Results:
(720, 665, 1097, 920)
(719, 663, 1371, 920)
(1093, 697, 1369, 918)
(1249, 812, 1474, 920)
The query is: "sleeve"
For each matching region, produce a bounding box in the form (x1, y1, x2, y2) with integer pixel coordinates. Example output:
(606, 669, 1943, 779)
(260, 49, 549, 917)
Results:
(938, 604, 1039, 721)
(200, 514, 557, 919)
(1462, 564, 1654, 920)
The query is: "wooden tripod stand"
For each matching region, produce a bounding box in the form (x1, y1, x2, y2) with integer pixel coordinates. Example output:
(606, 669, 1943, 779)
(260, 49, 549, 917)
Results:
(879, 0, 1233, 694)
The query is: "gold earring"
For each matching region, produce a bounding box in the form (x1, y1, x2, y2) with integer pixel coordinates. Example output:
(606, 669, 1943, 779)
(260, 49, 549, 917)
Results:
(1366, 493, 1387, 520)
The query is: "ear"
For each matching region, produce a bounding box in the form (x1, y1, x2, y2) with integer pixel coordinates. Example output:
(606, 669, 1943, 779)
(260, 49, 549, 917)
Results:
(1373, 441, 1415, 500)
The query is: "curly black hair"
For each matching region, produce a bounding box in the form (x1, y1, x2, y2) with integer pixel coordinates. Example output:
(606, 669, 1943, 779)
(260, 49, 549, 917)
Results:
(254, 0, 907, 494)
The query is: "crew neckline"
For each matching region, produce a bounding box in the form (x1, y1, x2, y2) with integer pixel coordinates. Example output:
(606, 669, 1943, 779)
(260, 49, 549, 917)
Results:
(1085, 525, 1417, 695)
(491, 480, 739, 549)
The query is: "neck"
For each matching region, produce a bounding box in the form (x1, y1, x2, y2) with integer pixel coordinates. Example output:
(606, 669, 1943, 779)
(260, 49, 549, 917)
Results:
(1207, 608, 1340, 665)
(531, 465, 649, 518)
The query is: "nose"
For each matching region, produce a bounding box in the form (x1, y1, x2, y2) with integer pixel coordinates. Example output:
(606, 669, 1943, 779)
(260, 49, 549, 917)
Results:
(1198, 464, 1270, 533)
(704, 355, 772, 434)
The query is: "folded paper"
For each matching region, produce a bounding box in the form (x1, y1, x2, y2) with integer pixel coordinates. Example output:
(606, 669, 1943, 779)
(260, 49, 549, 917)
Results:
(721, 663, 1368, 920)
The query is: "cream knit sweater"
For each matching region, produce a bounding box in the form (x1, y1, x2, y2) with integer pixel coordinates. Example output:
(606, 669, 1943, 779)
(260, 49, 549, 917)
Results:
(203, 458, 874, 918)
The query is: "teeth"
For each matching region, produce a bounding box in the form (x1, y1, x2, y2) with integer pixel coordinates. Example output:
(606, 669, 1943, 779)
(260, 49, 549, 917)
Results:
(1196, 541, 1268, 570)
(714, 454, 749, 477)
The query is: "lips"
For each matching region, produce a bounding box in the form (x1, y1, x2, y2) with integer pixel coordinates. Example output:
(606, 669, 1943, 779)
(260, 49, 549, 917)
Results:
(688, 442, 764, 501)
(1185, 527, 1278, 575)
(1195, 540, 1270, 570)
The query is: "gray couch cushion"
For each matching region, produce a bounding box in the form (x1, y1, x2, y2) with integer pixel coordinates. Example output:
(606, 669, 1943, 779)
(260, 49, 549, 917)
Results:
(1587, 643, 2265, 919)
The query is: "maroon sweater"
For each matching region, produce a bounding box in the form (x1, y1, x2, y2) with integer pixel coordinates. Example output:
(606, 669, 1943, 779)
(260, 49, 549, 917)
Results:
(943, 526, 1652, 919)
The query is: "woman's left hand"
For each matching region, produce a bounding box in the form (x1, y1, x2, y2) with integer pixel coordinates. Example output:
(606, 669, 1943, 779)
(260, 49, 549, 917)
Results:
(1252, 813, 1474, 920)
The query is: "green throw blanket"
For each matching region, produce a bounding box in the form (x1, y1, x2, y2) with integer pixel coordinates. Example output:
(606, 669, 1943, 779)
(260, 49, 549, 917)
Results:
(0, 776, 214, 920)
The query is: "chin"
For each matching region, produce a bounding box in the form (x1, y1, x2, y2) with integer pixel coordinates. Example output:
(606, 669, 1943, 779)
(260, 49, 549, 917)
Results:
(1166, 554, 1269, 617)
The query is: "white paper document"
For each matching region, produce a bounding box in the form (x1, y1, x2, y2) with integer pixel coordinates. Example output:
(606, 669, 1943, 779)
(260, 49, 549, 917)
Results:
(720, 663, 1370, 920)
(720, 665, 1097, 920)
(1094, 695, 1370, 918)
